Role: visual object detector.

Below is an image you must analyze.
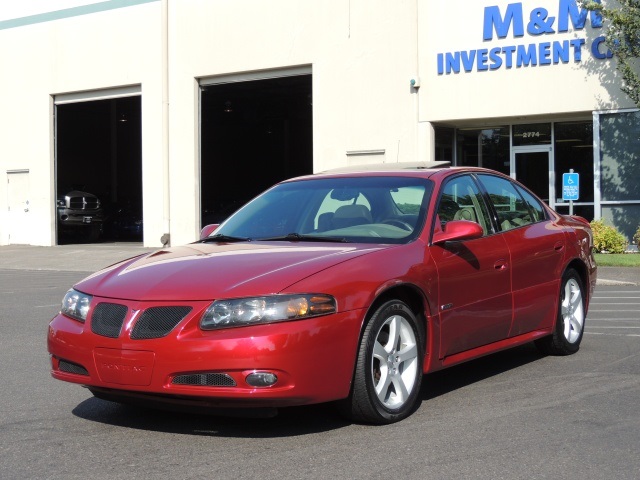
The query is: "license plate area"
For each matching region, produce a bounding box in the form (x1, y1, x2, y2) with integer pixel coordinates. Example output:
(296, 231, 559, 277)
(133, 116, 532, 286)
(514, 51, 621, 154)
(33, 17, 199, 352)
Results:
(94, 348, 155, 386)
(83, 216, 92, 224)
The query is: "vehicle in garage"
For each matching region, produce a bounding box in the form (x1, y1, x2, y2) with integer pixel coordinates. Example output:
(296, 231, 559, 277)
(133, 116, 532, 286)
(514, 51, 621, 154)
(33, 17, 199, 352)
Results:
(56, 189, 104, 242)
(47, 163, 596, 424)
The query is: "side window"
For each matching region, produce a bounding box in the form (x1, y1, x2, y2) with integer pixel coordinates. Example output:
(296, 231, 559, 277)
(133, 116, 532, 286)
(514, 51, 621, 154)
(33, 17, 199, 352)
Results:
(436, 175, 492, 235)
(477, 174, 533, 231)
(515, 185, 546, 222)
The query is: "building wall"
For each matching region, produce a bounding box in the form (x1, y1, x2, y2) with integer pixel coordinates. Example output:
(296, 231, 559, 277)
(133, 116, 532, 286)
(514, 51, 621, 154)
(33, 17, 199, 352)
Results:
(0, 0, 636, 247)
(0, 1, 162, 246)
(0, 0, 421, 247)
(419, 0, 635, 123)
(167, 0, 420, 245)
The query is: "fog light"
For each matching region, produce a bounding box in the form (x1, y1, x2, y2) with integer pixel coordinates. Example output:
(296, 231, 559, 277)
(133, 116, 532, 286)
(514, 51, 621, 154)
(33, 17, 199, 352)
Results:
(245, 372, 278, 387)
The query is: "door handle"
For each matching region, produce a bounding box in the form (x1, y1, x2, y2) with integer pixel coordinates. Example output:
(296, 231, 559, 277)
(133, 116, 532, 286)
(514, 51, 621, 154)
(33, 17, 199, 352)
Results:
(554, 241, 564, 252)
(494, 259, 508, 271)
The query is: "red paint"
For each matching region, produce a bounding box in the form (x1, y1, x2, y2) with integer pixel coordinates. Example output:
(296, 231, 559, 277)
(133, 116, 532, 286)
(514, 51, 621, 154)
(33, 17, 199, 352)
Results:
(48, 167, 596, 411)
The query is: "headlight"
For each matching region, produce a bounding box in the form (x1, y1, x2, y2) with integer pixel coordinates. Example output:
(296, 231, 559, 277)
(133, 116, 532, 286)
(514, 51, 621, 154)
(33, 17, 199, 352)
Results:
(56, 199, 66, 207)
(61, 289, 92, 323)
(200, 294, 336, 330)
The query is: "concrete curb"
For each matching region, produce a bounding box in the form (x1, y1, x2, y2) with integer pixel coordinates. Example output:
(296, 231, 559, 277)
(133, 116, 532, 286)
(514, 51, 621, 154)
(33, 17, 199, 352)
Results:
(596, 278, 638, 286)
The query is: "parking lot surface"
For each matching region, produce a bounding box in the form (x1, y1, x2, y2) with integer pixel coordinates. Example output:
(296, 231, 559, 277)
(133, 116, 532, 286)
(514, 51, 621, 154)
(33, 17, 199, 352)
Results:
(1, 246, 639, 479)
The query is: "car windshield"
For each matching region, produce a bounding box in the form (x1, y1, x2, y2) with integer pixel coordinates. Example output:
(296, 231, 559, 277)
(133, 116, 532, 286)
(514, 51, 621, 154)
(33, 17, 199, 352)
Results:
(212, 176, 433, 244)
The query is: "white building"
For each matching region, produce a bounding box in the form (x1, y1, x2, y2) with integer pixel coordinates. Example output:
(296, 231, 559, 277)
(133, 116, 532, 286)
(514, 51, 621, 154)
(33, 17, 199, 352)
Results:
(1, 0, 638, 247)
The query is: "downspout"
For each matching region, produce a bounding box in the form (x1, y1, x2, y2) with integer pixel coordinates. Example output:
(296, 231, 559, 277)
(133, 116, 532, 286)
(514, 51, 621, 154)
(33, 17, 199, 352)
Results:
(161, 0, 171, 246)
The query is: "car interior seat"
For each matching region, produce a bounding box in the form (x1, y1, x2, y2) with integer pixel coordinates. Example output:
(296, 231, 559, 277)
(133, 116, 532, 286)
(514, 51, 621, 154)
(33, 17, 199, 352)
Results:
(332, 204, 373, 229)
(453, 207, 478, 223)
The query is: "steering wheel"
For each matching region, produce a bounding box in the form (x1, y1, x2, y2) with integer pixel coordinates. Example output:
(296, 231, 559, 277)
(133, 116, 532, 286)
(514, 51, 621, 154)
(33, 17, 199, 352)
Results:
(381, 218, 413, 231)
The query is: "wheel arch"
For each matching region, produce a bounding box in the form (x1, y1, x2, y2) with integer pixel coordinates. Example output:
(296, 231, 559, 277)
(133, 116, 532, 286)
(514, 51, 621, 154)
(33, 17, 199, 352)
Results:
(564, 258, 590, 307)
(366, 284, 431, 331)
(358, 284, 434, 368)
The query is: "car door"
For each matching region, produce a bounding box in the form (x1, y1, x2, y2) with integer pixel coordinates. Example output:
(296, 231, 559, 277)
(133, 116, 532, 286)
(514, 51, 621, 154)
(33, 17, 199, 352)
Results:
(430, 174, 513, 359)
(476, 174, 566, 336)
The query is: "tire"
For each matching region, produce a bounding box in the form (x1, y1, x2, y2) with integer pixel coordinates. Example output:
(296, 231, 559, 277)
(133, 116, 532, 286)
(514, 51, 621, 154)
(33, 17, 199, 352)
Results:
(535, 268, 586, 356)
(344, 299, 424, 424)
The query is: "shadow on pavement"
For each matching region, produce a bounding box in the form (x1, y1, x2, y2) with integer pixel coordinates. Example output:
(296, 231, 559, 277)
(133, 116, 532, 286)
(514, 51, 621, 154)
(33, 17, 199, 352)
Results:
(71, 343, 546, 436)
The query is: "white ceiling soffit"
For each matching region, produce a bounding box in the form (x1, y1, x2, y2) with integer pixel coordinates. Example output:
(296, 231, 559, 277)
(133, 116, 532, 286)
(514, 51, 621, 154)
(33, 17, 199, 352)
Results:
(54, 85, 141, 105)
(200, 65, 312, 87)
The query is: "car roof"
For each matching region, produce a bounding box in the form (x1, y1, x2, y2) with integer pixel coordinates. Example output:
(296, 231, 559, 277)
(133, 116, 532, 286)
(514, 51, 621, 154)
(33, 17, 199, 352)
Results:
(319, 161, 451, 174)
(281, 164, 516, 186)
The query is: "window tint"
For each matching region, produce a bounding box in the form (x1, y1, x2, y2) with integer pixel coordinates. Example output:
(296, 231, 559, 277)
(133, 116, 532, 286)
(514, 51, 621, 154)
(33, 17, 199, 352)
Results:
(315, 191, 371, 228)
(216, 176, 433, 244)
(515, 184, 546, 222)
(477, 174, 534, 231)
(436, 175, 492, 235)
(390, 186, 425, 215)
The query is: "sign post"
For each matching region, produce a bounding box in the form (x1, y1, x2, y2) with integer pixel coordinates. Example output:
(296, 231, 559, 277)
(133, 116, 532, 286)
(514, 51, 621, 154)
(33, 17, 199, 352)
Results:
(562, 170, 579, 215)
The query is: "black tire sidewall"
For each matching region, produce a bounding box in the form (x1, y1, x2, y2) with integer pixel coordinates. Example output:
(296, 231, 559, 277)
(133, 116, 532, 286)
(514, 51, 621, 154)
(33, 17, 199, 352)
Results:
(360, 300, 424, 422)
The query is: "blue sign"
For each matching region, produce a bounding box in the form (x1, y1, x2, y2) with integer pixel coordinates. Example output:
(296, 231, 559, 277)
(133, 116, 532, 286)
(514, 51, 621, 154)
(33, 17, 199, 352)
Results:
(436, 0, 611, 75)
(562, 173, 579, 201)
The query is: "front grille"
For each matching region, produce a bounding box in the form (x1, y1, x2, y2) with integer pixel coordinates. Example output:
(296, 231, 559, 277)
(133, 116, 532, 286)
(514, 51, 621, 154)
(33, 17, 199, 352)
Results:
(91, 303, 128, 338)
(59, 359, 89, 376)
(130, 306, 192, 339)
(69, 196, 99, 210)
(172, 373, 236, 387)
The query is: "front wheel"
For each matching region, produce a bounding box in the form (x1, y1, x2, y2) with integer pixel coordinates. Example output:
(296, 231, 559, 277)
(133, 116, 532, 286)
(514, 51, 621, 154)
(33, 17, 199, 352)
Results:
(535, 268, 586, 355)
(343, 300, 424, 424)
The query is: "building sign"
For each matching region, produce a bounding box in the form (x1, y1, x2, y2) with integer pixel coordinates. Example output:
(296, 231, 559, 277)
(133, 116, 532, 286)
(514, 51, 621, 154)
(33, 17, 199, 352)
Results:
(437, 0, 612, 75)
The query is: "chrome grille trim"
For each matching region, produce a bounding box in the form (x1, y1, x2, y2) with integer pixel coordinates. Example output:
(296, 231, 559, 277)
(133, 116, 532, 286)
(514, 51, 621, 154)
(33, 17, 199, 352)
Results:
(69, 196, 99, 210)
(130, 306, 192, 339)
(172, 373, 236, 387)
(91, 302, 128, 338)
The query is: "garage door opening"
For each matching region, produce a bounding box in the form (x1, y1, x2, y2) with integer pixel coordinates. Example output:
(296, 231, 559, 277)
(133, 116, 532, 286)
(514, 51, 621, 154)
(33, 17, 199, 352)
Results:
(200, 74, 312, 226)
(55, 96, 142, 244)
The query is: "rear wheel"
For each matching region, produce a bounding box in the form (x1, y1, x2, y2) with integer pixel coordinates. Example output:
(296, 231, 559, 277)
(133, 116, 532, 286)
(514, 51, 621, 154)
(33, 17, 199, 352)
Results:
(535, 268, 585, 355)
(344, 300, 424, 424)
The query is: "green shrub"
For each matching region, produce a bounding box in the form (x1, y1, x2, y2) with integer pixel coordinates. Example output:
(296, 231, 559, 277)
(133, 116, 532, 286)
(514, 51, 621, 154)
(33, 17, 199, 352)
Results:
(590, 219, 628, 254)
(633, 226, 640, 249)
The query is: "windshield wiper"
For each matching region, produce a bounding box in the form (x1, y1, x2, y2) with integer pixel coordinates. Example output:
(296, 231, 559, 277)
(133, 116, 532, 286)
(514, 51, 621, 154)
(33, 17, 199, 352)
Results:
(200, 234, 252, 243)
(258, 233, 350, 243)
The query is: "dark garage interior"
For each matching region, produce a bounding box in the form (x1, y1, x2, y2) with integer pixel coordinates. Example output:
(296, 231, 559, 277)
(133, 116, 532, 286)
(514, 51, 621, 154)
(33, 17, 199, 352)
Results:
(200, 74, 313, 225)
(55, 96, 142, 244)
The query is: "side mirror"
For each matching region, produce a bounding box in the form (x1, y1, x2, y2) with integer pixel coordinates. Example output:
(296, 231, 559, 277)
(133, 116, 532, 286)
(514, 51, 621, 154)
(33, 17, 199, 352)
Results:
(200, 224, 219, 239)
(432, 220, 483, 245)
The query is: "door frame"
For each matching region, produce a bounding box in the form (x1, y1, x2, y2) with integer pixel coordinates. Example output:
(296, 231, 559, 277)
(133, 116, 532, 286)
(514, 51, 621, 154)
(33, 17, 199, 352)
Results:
(510, 145, 554, 209)
(6, 169, 31, 245)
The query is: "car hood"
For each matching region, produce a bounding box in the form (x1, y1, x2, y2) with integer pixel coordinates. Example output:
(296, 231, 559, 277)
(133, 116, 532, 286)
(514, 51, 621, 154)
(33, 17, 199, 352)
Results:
(75, 242, 387, 301)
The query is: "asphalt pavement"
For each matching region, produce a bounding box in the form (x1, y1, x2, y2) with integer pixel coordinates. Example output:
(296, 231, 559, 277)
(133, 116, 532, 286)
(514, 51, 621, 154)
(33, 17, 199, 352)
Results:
(0, 243, 638, 285)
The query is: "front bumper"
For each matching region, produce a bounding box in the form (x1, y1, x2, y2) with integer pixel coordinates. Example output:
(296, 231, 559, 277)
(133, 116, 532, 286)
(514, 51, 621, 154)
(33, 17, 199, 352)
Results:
(48, 297, 364, 408)
(57, 208, 104, 227)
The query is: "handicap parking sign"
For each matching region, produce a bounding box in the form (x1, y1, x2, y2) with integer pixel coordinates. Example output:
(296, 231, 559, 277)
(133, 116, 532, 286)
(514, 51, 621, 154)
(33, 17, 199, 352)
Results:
(562, 173, 579, 201)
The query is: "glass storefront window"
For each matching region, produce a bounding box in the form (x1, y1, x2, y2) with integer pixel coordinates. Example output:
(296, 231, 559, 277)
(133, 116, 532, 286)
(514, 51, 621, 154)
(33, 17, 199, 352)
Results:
(600, 111, 640, 241)
(512, 123, 551, 146)
(600, 111, 640, 202)
(554, 121, 594, 204)
(434, 126, 454, 162)
(554, 205, 594, 223)
(602, 204, 640, 243)
(455, 126, 509, 175)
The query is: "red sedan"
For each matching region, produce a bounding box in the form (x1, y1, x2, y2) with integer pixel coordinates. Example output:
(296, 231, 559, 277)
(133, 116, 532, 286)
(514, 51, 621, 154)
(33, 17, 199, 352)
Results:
(48, 164, 596, 424)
